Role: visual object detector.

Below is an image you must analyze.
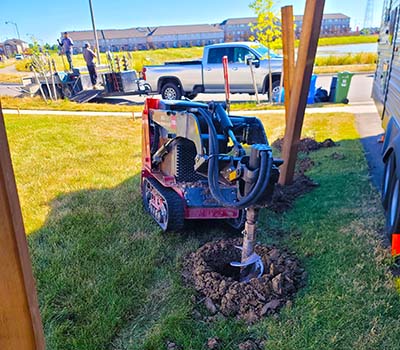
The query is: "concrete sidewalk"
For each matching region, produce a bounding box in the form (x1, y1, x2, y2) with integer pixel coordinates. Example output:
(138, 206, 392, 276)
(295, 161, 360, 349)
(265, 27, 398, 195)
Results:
(354, 109, 384, 190)
(2, 101, 378, 118)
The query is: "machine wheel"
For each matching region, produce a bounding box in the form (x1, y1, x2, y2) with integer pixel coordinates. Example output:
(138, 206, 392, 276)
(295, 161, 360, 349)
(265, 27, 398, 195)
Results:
(40, 84, 51, 99)
(142, 177, 185, 232)
(225, 209, 246, 233)
(161, 82, 182, 100)
(382, 153, 395, 209)
(61, 85, 73, 99)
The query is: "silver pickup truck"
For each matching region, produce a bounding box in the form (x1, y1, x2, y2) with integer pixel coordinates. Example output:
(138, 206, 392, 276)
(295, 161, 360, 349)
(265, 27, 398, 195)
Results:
(142, 42, 283, 100)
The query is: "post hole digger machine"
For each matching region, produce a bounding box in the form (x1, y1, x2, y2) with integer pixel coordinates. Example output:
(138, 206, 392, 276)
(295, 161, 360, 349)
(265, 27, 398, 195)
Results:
(141, 98, 282, 282)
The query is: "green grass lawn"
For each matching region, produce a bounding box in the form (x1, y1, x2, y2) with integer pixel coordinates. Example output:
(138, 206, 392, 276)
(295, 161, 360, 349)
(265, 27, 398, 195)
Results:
(0, 96, 144, 113)
(0, 73, 29, 83)
(4, 111, 400, 349)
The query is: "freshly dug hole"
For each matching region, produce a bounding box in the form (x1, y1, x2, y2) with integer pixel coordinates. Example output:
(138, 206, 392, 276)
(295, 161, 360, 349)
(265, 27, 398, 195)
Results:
(183, 238, 306, 324)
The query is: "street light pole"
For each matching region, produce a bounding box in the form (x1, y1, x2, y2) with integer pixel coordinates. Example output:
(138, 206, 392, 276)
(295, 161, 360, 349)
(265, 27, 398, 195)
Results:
(5, 21, 20, 40)
(88, 0, 101, 64)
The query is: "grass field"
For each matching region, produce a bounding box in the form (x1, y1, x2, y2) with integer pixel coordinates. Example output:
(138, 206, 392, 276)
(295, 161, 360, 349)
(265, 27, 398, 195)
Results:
(0, 73, 28, 83)
(0, 59, 15, 69)
(3, 110, 400, 349)
(316, 35, 378, 46)
(315, 53, 377, 66)
(0, 96, 143, 113)
(313, 64, 376, 74)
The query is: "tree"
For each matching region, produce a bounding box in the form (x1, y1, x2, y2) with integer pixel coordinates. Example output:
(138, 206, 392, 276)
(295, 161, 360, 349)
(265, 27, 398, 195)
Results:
(249, 0, 282, 103)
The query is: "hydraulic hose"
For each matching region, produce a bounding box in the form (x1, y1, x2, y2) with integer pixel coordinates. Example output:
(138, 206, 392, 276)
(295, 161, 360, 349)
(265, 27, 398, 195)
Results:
(198, 108, 273, 209)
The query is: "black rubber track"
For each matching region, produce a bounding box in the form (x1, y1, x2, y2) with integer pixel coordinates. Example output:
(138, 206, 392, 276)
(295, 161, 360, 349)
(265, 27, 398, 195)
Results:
(142, 177, 185, 232)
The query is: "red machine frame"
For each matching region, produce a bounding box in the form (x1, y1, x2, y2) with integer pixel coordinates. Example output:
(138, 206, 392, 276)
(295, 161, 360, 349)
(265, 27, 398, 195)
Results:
(141, 97, 239, 220)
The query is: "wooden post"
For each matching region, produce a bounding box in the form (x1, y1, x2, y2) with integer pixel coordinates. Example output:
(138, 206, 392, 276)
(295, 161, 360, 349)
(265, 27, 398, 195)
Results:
(279, 0, 325, 185)
(281, 5, 296, 122)
(0, 102, 45, 350)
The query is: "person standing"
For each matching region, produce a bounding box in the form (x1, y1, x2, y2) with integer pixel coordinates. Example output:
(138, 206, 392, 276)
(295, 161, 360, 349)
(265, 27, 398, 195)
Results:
(58, 32, 74, 70)
(83, 42, 98, 88)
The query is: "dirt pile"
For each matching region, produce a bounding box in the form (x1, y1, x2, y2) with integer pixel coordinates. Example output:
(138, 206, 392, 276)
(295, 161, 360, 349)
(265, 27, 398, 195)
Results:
(272, 137, 337, 153)
(183, 238, 305, 324)
(296, 157, 315, 175)
(269, 175, 318, 213)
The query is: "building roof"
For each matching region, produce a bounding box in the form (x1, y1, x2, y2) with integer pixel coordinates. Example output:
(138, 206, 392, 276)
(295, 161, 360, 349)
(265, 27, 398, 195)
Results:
(67, 28, 152, 41)
(222, 13, 350, 25)
(220, 17, 256, 26)
(3, 38, 28, 45)
(151, 24, 223, 36)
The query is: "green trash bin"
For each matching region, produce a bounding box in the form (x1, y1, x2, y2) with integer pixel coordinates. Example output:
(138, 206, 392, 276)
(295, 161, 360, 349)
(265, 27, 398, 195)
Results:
(334, 71, 354, 104)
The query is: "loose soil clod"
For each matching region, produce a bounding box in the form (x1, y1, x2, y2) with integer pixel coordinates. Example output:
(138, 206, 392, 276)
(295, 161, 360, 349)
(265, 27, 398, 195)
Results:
(207, 337, 221, 349)
(296, 157, 315, 175)
(166, 341, 181, 350)
(238, 340, 265, 350)
(269, 175, 319, 213)
(183, 239, 305, 324)
(272, 137, 337, 153)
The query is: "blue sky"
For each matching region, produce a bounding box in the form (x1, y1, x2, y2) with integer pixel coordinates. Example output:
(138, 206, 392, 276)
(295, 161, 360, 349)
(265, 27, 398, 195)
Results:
(0, 0, 384, 44)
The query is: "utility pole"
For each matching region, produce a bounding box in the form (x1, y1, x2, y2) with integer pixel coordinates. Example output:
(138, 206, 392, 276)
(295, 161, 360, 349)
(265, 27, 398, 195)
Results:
(364, 0, 374, 30)
(88, 0, 101, 64)
(5, 21, 20, 40)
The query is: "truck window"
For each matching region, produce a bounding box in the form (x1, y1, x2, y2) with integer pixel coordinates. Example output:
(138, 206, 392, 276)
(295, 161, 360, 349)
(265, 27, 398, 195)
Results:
(208, 47, 233, 64)
(233, 47, 256, 63)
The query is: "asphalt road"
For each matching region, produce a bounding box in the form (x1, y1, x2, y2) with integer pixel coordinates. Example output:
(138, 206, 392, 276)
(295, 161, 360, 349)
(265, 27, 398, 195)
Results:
(96, 73, 373, 105)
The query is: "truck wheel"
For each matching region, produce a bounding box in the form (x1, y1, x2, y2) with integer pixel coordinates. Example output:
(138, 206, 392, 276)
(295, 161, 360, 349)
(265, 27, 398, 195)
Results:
(382, 153, 395, 209)
(185, 93, 198, 100)
(268, 80, 281, 102)
(386, 174, 400, 240)
(161, 82, 182, 100)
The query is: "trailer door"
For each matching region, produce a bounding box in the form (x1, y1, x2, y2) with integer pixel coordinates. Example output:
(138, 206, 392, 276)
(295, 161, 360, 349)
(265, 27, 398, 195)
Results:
(373, 0, 397, 118)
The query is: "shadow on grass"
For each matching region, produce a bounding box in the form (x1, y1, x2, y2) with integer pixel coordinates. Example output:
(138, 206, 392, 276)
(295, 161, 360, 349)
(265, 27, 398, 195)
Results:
(28, 173, 244, 350)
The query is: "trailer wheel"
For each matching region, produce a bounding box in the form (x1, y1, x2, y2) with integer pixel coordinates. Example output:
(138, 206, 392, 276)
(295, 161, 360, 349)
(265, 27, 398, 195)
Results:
(382, 153, 395, 209)
(142, 177, 184, 232)
(161, 82, 182, 100)
(386, 174, 400, 240)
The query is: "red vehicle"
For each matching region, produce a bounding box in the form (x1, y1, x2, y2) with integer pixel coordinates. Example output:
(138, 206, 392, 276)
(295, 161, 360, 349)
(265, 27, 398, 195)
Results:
(140, 97, 281, 231)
